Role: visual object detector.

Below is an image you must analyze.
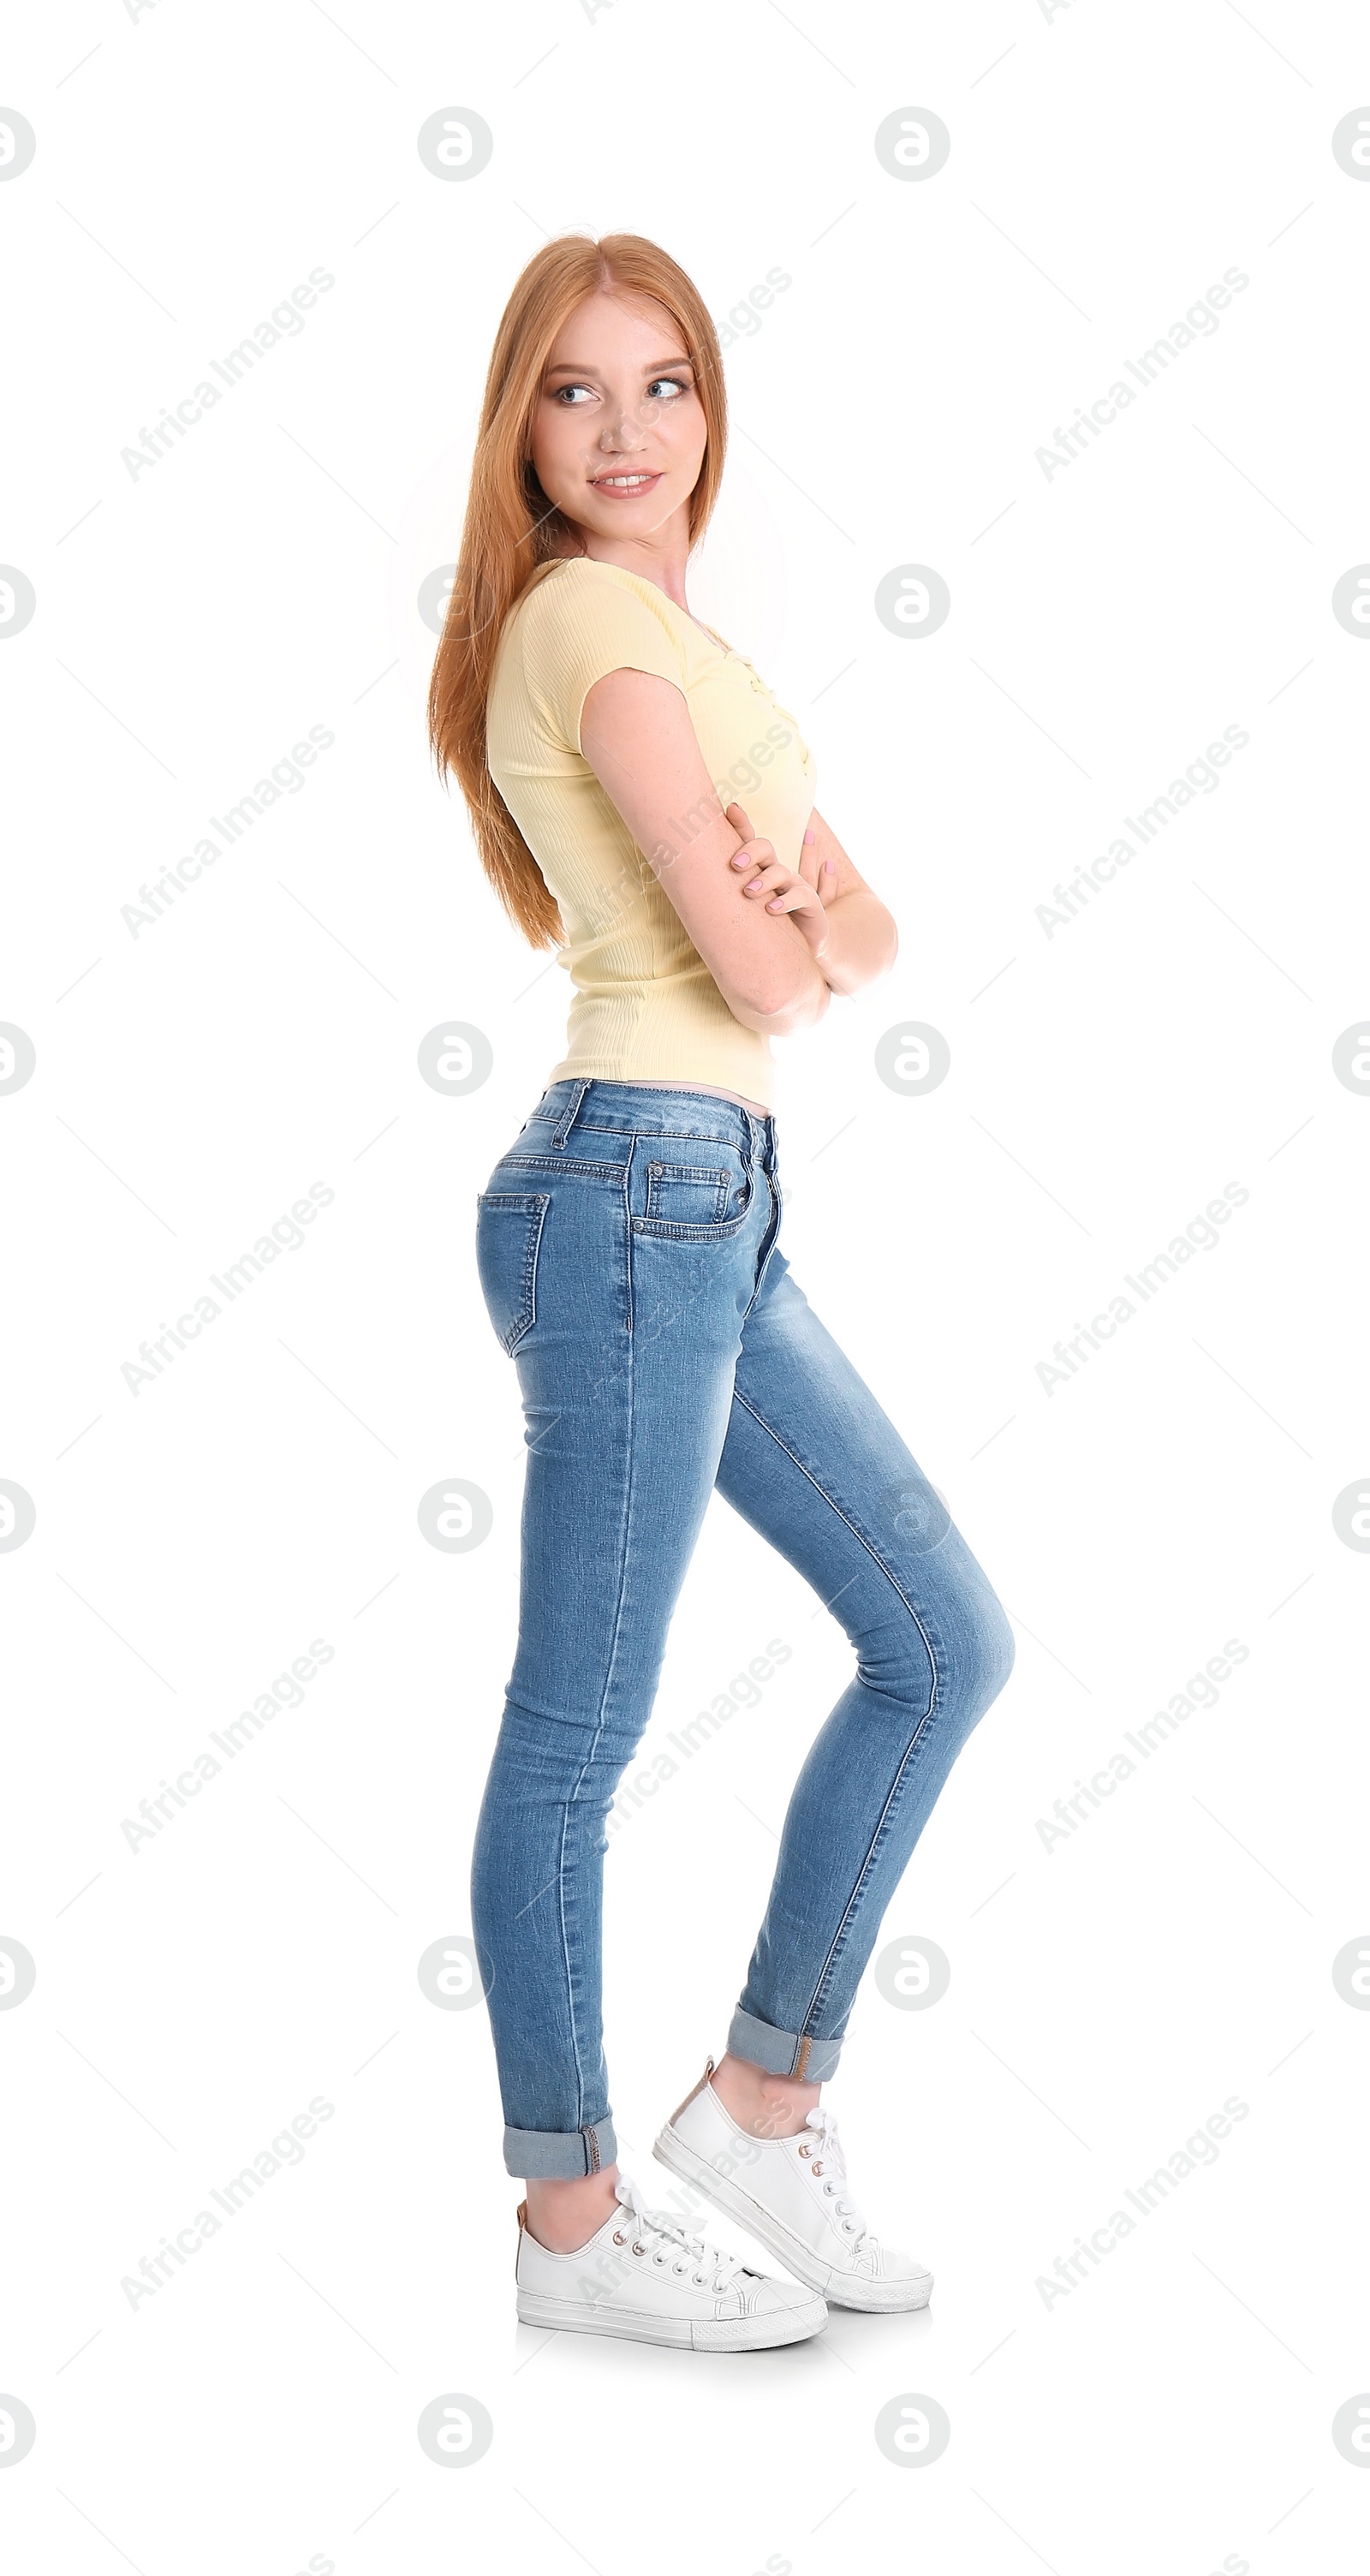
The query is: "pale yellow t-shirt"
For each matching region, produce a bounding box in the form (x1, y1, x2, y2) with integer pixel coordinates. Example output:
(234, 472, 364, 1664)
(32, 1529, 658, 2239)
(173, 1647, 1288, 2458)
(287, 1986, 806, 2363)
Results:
(485, 557, 818, 1111)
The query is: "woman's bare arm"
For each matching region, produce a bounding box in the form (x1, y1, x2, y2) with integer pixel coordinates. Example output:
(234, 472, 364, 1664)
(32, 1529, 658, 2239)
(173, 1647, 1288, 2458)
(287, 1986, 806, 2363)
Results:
(795, 808, 899, 997)
(577, 666, 831, 1036)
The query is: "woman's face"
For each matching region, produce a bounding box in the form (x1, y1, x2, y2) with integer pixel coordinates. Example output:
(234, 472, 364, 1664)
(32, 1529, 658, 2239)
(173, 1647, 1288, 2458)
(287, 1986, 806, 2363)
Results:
(529, 289, 707, 548)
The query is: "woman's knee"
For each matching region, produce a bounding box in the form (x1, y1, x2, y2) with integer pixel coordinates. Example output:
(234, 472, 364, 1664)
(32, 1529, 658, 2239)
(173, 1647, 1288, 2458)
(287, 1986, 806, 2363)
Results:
(857, 1606, 937, 1716)
(976, 1590, 1016, 1709)
(865, 1555, 1014, 1700)
(861, 1583, 1015, 1728)
(941, 1576, 1016, 1724)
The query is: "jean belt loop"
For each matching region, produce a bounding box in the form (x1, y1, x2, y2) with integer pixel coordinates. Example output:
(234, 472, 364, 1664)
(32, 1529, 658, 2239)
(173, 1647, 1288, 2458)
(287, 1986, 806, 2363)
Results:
(549, 1080, 589, 1152)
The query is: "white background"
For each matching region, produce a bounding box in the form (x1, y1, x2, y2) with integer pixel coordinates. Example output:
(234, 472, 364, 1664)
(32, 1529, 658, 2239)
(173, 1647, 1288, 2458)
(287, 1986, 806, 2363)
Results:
(3, 2, 1368, 2570)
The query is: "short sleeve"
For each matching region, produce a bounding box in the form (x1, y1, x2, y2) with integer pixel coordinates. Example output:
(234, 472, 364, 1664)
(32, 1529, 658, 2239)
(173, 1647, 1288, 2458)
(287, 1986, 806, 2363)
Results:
(515, 564, 687, 757)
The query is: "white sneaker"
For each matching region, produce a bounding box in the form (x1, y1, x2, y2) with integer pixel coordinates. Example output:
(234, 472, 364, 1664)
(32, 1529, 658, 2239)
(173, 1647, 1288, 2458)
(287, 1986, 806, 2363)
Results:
(514, 2171, 828, 2351)
(653, 2060, 934, 2313)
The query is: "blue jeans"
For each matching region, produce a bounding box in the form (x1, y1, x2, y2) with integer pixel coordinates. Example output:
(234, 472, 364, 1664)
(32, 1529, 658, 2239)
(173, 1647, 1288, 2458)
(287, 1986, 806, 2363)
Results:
(470, 1079, 1016, 2179)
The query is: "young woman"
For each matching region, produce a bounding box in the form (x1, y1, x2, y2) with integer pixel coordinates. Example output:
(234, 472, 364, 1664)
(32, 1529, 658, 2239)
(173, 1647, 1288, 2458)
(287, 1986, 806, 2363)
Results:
(428, 233, 1016, 2352)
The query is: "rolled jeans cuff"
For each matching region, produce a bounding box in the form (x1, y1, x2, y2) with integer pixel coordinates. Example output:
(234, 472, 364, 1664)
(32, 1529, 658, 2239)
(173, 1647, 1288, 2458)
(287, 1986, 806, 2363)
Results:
(503, 2116, 617, 2179)
(728, 2005, 843, 2084)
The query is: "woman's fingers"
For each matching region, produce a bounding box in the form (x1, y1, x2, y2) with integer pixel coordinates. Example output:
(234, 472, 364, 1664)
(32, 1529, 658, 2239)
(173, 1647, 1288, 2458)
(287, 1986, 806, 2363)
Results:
(724, 817, 829, 920)
(742, 860, 808, 901)
(755, 871, 826, 918)
(797, 823, 823, 891)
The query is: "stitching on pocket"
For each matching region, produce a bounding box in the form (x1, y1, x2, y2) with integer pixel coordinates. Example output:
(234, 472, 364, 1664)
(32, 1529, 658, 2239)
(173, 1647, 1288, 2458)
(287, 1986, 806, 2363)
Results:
(476, 1192, 550, 1353)
(630, 1162, 756, 1242)
(644, 1161, 730, 1226)
(495, 1154, 628, 1180)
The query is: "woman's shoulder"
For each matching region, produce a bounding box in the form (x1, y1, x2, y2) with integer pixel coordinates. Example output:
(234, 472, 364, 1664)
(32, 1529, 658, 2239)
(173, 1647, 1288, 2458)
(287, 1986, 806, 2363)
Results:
(510, 555, 688, 646)
(496, 560, 689, 723)
(490, 557, 691, 755)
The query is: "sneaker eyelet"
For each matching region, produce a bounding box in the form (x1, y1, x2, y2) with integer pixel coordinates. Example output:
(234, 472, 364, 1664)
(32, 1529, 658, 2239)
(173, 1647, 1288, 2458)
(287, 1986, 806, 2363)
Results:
(632, 2242, 646, 2257)
(798, 2144, 812, 2158)
(611, 2230, 626, 2245)
(811, 2161, 825, 2176)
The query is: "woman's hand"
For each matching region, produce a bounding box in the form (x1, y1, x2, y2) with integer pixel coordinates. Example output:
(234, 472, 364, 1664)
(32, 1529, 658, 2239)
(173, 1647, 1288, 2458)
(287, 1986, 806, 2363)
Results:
(725, 802, 833, 965)
(798, 820, 837, 900)
(575, 666, 833, 1033)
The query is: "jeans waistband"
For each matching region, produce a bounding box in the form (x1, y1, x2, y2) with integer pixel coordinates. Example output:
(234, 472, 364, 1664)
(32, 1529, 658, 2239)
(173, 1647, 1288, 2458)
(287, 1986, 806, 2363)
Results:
(527, 1078, 778, 1169)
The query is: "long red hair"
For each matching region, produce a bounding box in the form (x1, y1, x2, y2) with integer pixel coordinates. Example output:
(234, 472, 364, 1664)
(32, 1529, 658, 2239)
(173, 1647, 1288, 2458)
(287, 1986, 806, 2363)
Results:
(426, 232, 728, 948)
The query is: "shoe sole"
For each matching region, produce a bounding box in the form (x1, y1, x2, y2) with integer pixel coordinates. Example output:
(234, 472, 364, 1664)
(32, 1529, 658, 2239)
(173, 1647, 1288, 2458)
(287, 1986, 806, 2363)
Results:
(515, 2287, 827, 2351)
(652, 2125, 934, 2315)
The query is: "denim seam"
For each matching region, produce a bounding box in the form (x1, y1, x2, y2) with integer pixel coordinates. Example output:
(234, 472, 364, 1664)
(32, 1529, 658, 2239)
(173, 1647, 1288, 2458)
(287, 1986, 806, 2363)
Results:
(622, 1158, 634, 1338)
(557, 1197, 638, 2127)
(521, 1120, 763, 1146)
(738, 1173, 781, 1325)
(728, 2004, 840, 2078)
(801, 1703, 940, 2035)
(497, 1155, 630, 1178)
(729, 1388, 939, 1674)
(727, 1386, 942, 2039)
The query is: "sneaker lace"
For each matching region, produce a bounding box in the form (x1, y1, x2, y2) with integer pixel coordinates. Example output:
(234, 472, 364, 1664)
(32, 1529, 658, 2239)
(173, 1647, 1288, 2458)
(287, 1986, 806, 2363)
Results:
(614, 2175, 748, 2294)
(803, 2107, 875, 2252)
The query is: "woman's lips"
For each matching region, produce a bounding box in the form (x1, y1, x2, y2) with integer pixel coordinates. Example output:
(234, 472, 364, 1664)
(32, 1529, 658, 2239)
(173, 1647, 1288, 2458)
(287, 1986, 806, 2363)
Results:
(588, 471, 663, 498)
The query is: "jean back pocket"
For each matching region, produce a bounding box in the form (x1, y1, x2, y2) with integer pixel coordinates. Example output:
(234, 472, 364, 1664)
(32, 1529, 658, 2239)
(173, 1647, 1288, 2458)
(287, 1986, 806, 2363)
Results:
(474, 1191, 549, 1354)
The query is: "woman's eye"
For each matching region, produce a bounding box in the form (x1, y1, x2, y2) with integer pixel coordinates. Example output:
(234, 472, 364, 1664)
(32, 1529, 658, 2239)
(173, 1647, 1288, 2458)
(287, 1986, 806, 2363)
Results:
(548, 377, 688, 407)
